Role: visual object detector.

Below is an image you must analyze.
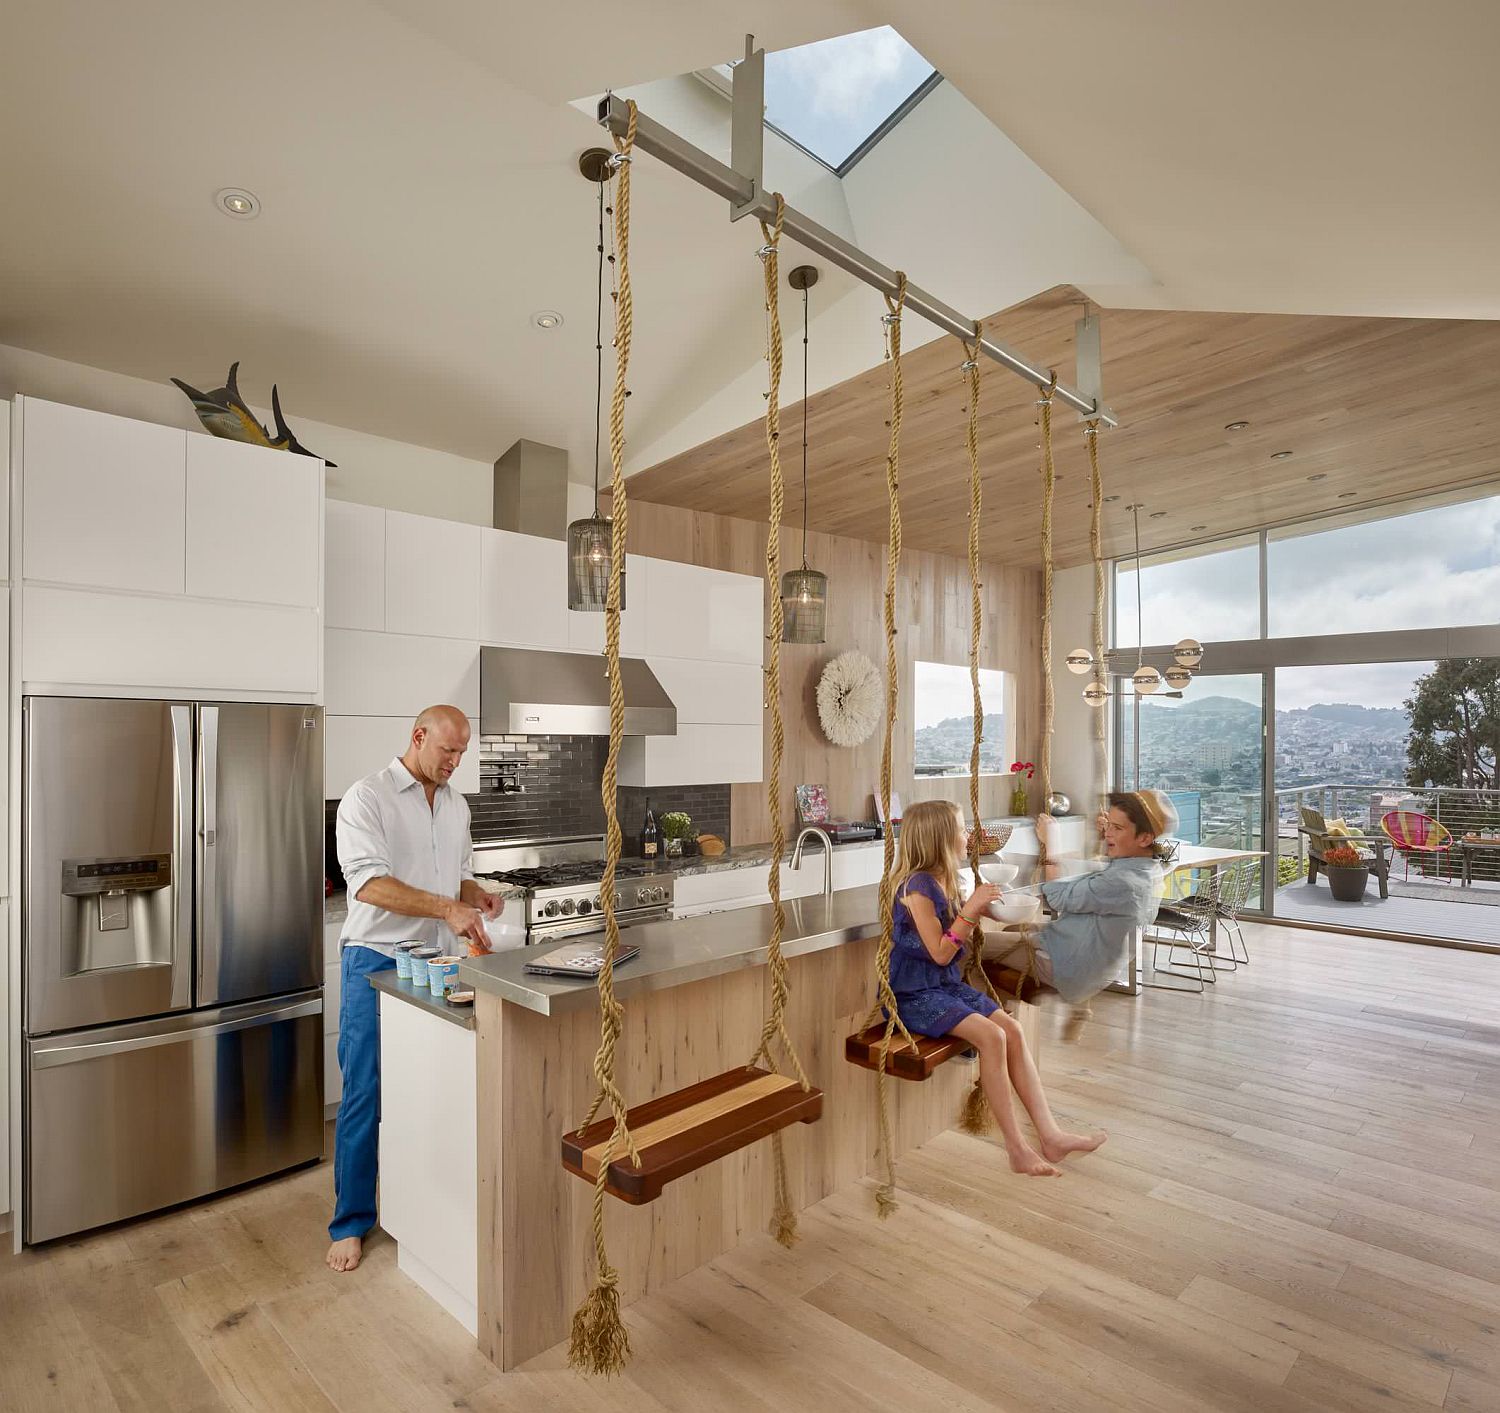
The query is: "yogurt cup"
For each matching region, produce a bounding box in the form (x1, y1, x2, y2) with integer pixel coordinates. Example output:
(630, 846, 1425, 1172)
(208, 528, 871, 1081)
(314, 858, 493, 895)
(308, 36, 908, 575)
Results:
(427, 955, 462, 996)
(393, 942, 420, 980)
(409, 947, 441, 988)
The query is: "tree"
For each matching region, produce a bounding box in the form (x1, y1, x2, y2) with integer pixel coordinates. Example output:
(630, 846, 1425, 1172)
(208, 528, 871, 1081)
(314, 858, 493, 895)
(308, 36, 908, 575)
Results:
(1202, 768, 1223, 788)
(1404, 659, 1500, 790)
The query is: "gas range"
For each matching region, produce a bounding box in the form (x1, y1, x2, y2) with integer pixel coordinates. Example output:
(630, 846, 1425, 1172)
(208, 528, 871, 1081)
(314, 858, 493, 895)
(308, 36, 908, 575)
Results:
(472, 837, 674, 944)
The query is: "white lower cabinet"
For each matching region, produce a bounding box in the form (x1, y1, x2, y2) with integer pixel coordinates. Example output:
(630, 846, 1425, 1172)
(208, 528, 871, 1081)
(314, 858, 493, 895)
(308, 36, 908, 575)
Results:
(618, 723, 761, 788)
(671, 844, 884, 919)
(325, 716, 481, 797)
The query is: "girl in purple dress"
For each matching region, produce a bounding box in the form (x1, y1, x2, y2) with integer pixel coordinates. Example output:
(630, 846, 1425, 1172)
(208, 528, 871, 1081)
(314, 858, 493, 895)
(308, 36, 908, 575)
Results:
(891, 800, 1104, 1177)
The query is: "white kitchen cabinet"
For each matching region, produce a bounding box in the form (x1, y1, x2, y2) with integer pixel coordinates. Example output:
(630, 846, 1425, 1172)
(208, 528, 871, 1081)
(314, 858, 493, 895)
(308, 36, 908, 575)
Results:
(645, 658, 762, 725)
(325, 715, 480, 798)
(185, 435, 321, 607)
(480, 529, 568, 649)
(566, 554, 647, 656)
(0, 401, 11, 580)
(22, 585, 319, 697)
(644, 558, 762, 664)
(385, 510, 481, 641)
(325, 500, 387, 631)
(21, 397, 186, 595)
(325, 629, 479, 718)
(618, 722, 761, 788)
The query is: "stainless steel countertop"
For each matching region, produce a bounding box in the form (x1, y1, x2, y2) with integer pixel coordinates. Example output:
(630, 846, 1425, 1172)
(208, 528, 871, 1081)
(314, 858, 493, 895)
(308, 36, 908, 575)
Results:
(369, 969, 478, 1031)
(459, 883, 888, 1017)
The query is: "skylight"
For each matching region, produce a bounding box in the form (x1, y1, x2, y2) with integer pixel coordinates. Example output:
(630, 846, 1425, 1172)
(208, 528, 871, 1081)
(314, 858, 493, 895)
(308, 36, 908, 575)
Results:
(719, 27, 939, 174)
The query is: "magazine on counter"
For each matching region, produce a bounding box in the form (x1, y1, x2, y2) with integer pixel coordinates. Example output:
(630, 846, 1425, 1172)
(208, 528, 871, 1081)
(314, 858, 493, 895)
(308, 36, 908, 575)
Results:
(523, 939, 641, 978)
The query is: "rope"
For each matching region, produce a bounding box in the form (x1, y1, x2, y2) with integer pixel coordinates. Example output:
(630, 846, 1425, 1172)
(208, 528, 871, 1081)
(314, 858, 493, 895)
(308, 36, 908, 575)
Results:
(1036, 373, 1058, 863)
(860, 273, 918, 1218)
(568, 99, 638, 1379)
(1085, 420, 1108, 821)
(750, 194, 812, 1248)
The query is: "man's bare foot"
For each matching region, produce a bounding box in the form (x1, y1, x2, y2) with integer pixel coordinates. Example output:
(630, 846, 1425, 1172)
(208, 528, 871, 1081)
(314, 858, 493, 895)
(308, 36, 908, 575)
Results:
(1040, 1130, 1107, 1163)
(1007, 1144, 1062, 1177)
(326, 1236, 363, 1272)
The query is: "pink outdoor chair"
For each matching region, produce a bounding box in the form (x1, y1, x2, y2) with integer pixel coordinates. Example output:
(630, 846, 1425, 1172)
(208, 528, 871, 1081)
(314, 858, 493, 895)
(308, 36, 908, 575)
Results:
(1379, 810, 1454, 881)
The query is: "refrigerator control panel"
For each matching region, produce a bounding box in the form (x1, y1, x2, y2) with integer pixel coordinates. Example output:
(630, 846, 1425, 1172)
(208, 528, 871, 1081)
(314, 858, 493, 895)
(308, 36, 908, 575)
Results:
(61, 854, 172, 895)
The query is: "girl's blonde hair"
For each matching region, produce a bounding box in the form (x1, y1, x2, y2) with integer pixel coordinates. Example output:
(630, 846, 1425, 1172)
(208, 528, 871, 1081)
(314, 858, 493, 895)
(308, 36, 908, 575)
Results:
(891, 799, 965, 917)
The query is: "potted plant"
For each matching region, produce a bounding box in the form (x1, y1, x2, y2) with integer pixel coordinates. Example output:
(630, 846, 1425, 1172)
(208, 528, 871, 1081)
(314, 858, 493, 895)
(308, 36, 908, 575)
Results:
(660, 811, 695, 859)
(1008, 761, 1035, 817)
(1323, 843, 1370, 902)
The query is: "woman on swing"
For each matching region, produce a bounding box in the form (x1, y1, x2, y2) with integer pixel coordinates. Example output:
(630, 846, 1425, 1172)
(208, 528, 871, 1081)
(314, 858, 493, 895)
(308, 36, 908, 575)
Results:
(889, 800, 1105, 1177)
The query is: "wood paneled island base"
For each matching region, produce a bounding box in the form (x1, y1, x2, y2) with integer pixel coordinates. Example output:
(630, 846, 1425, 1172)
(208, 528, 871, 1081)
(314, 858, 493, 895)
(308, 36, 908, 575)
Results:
(474, 932, 1038, 1370)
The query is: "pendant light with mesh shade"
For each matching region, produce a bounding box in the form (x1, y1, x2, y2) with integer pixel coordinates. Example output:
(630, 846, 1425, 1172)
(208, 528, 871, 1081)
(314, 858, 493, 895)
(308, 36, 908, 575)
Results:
(567, 149, 623, 611)
(781, 265, 827, 643)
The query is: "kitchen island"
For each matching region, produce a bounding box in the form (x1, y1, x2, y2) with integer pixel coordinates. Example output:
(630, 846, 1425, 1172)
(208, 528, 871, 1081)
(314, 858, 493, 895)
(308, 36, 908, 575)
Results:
(457, 884, 1041, 1370)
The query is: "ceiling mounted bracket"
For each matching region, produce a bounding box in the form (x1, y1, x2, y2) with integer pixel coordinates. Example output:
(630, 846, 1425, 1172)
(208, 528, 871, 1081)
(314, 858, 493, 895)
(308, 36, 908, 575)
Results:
(729, 34, 766, 222)
(1074, 308, 1104, 424)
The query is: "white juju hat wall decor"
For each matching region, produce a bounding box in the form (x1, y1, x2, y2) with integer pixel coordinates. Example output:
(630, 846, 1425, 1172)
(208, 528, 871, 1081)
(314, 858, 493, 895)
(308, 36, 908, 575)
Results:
(816, 650, 882, 748)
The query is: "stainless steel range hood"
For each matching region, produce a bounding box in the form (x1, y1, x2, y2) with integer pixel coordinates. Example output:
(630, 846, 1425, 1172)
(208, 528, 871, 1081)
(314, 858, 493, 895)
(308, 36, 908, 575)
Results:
(479, 647, 677, 736)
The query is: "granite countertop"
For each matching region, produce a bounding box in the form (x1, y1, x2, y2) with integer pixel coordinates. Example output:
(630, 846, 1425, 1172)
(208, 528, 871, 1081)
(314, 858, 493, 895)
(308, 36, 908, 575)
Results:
(369, 968, 477, 1031)
(459, 853, 1103, 1019)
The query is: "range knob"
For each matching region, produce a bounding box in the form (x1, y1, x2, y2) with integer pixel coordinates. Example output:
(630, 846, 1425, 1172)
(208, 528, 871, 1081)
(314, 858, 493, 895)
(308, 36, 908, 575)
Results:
(635, 887, 649, 905)
(614, 890, 623, 907)
(560, 898, 576, 916)
(591, 894, 603, 909)
(542, 900, 561, 918)
(576, 898, 592, 916)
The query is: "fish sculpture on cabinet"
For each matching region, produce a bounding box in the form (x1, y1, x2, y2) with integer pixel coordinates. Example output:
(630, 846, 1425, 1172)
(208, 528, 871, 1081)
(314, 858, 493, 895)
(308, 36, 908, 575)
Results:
(170, 361, 336, 466)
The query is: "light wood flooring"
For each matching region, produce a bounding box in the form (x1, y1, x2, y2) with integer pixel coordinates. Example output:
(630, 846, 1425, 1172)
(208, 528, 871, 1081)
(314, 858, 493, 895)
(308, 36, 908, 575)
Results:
(5, 921, 1500, 1412)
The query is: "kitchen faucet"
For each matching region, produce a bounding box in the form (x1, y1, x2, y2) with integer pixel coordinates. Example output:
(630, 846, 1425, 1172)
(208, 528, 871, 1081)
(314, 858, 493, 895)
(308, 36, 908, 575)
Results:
(791, 824, 834, 901)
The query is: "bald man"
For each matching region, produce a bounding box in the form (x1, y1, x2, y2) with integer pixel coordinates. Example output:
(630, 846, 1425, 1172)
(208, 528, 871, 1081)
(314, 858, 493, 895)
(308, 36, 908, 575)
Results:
(326, 705, 502, 1272)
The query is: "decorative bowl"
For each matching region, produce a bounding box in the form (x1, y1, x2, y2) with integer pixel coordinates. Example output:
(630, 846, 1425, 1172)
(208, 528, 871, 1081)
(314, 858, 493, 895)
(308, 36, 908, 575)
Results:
(977, 860, 1019, 887)
(986, 894, 1043, 926)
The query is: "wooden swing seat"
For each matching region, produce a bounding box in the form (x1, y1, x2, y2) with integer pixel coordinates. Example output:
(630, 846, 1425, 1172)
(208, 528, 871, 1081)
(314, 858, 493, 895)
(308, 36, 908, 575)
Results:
(560, 1065, 823, 1205)
(844, 1024, 971, 1081)
(980, 961, 1055, 1004)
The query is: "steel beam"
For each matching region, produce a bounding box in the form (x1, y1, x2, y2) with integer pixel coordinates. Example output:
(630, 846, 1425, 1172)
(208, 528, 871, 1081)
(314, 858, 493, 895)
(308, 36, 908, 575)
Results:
(597, 91, 1118, 426)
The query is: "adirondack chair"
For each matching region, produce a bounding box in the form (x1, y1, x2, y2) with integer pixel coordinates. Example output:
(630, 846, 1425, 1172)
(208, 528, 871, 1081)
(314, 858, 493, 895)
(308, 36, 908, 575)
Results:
(1299, 806, 1391, 899)
(1380, 810, 1454, 881)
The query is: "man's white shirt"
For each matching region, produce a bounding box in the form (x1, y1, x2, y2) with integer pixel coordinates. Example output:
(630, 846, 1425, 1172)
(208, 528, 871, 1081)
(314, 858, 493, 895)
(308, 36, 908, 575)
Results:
(336, 756, 476, 956)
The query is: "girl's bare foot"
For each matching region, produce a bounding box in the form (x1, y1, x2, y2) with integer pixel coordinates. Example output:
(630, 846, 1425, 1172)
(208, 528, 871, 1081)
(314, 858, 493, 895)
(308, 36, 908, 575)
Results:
(1007, 1144, 1062, 1177)
(326, 1236, 363, 1272)
(1040, 1130, 1107, 1163)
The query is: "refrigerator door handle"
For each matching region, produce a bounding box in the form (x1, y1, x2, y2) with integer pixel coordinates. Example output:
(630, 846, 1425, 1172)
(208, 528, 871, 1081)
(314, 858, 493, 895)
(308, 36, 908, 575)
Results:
(30, 996, 324, 1069)
(197, 704, 219, 999)
(169, 704, 195, 1012)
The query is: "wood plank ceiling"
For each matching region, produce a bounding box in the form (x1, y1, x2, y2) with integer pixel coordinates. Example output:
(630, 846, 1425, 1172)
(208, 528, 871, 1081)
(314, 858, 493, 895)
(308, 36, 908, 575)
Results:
(624, 286, 1500, 567)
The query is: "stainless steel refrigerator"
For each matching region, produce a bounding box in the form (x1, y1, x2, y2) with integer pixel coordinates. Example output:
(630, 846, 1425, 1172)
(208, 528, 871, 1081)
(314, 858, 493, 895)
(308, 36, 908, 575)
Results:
(22, 697, 325, 1243)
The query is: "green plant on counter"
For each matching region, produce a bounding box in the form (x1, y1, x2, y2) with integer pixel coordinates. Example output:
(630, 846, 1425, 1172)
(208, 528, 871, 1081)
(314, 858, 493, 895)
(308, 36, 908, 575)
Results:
(660, 811, 694, 841)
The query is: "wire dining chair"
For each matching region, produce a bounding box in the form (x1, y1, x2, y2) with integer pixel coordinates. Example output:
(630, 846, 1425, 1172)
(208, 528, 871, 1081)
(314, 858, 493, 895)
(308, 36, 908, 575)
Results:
(1186, 859, 1255, 966)
(1146, 867, 1225, 992)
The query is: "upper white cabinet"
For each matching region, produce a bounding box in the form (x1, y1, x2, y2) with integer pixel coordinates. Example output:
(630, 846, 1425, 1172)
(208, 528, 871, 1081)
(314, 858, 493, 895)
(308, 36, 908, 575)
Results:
(644, 559, 762, 664)
(325, 714, 480, 798)
(325, 499, 387, 631)
(618, 723, 761, 788)
(480, 530, 568, 649)
(566, 553, 647, 656)
(646, 658, 762, 725)
(0, 401, 11, 580)
(185, 435, 321, 607)
(21, 398, 186, 595)
(386, 510, 481, 640)
(325, 628, 479, 718)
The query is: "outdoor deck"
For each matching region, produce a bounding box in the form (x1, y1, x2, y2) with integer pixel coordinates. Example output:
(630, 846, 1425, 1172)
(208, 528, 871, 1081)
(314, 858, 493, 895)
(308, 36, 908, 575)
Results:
(1275, 875, 1500, 946)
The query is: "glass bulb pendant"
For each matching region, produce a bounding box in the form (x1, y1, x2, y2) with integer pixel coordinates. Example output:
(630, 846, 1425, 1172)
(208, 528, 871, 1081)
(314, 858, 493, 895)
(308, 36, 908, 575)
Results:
(1133, 665, 1162, 695)
(1174, 637, 1204, 668)
(567, 514, 625, 612)
(1164, 664, 1193, 690)
(1083, 679, 1109, 708)
(780, 566, 827, 644)
(1065, 647, 1094, 675)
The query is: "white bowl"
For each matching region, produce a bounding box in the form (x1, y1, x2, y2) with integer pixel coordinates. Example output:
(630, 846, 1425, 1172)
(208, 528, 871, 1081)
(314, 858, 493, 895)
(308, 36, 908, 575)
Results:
(987, 894, 1042, 926)
(978, 860, 1019, 887)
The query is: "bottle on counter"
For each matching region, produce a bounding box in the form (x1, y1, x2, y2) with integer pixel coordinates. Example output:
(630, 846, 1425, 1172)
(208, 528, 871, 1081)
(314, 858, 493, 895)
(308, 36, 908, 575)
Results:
(641, 799, 660, 860)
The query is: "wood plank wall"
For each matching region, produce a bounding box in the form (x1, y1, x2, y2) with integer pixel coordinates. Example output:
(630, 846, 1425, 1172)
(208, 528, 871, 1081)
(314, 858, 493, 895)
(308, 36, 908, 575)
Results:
(621, 500, 1043, 845)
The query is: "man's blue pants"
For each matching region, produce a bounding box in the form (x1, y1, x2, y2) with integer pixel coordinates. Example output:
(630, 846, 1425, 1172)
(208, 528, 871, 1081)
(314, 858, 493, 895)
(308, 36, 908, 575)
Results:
(329, 944, 395, 1241)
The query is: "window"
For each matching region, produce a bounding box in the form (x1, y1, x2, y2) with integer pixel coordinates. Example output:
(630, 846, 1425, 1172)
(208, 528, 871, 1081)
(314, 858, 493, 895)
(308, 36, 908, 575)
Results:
(913, 662, 1009, 777)
(1114, 536, 1260, 649)
(1267, 495, 1500, 637)
(716, 27, 939, 173)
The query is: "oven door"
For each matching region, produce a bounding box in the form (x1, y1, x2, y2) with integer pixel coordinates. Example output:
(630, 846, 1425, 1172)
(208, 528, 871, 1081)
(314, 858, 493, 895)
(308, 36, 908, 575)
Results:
(526, 909, 668, 945)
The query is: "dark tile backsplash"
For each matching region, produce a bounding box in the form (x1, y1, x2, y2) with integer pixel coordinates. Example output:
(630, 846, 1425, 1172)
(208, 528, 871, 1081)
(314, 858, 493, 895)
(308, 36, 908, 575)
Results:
(324, 736, 730, 878)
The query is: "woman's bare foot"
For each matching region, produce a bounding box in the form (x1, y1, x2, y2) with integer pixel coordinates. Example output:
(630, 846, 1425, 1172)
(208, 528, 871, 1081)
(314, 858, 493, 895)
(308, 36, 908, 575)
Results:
(1007, 1144, 1062, 1177)
(1040, 1130, 1107, 1163)
(326, 1236, 363, 1272)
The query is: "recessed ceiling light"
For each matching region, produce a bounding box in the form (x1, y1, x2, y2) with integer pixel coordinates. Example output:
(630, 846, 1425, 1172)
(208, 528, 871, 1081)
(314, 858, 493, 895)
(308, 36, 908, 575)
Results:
(1102, 494, 1119, 503)
(1191, 524, 1208, 532)
(1338, 491, 1357, 499)
(1224, 420, 1249, 431)
(532, 310, 564, 330)
(1270, 450, 1294, 460)
(1307, 473, 1326, 482)
(1149, 511, 1168, 519)
(215, 187, 261, 219)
